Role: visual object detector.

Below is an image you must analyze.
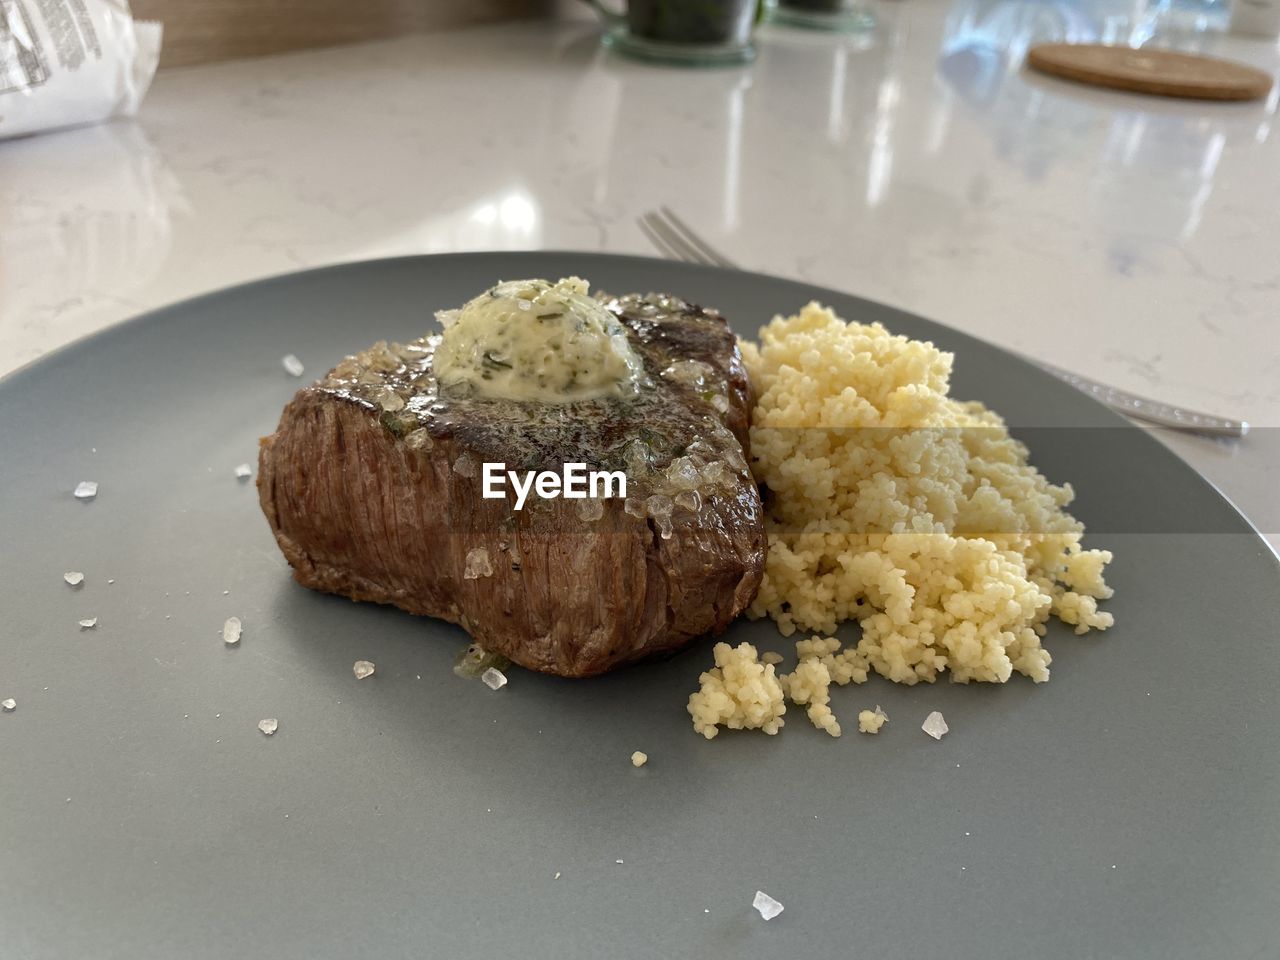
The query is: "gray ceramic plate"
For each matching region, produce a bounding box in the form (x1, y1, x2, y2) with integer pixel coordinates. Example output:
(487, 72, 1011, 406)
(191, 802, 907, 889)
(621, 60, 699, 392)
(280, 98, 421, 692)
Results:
(2, 253, 1278, 960)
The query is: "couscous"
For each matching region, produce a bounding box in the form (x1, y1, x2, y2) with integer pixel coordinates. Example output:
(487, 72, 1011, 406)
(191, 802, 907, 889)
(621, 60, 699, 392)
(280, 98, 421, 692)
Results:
(742, 303, 1113, 684)
(689, 303, 1115, 739)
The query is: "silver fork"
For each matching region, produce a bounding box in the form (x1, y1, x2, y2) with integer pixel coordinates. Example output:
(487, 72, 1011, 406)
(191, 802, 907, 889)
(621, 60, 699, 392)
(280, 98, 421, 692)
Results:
(639, 206, 1249, 439)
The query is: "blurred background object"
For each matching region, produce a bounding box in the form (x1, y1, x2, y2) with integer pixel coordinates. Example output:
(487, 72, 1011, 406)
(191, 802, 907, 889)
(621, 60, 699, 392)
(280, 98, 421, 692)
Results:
(129, 0, 556, 67)
(766, 0, 876, 33)
(580, 0, 759, 64)
(0, 0, 160, 140)
(1230, 0, 1280, 36)
(1026, 43, 1273, 100)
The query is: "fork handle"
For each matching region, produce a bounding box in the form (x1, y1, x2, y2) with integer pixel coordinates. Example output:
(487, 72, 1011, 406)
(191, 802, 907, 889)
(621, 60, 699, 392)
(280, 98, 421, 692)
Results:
(1033, 359, 1249, 438)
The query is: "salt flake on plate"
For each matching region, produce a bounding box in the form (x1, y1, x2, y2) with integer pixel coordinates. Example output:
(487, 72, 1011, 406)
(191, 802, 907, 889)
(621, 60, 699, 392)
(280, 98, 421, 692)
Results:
(74, 481, 98, 500)
(79, 617, 98, 630)
(258, 718, 278, 736)
(2, 698, 15, 712)
(282, 354, 305, 377)
(234, 463, 252, 480)
(223, 616, 242, 646)
(64, 571, 85, 586)
(922, 711, 949, 740)
(353, 660, 376, 680)
(481, 667, 507, 690)
(753, 890, 784, 921)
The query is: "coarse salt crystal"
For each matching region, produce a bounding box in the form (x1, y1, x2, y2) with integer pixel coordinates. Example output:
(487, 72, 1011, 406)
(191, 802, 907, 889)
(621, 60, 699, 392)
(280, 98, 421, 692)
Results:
(554, 871, 561, 880)
(481, 667, 507, 690)
(463, 547, 493, 580)
(282, 354, 305, 377)
(353, 660, 376, 680)
(376, 387, 405, 412)
(922, 711, 949, 740)
(665, 456, 701, 490)
(753, 890, 784, 921)
(577, 496, 604, 521)
(234, 463, 252, 480)
(631, 751, 648, 767)
(615, 859, 624, 865)
(64, 571, 84, 586)
(403, 428, 433, 452)
(78, 618, 98, 630)
(1, 698, 15, 712)
(673, 489, 701, 513)
(74, 481, 98, 500)
(258, 718, 278, 736)
(223, 617, 242, 646)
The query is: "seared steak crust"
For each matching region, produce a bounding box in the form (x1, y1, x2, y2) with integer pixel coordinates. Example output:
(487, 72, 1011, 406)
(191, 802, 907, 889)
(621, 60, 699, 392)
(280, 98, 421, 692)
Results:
(257, 293, 764, 677)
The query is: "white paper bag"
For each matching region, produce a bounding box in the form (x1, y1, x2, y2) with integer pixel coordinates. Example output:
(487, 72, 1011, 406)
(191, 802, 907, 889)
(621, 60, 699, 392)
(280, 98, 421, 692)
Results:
(0, 0, 161, 140)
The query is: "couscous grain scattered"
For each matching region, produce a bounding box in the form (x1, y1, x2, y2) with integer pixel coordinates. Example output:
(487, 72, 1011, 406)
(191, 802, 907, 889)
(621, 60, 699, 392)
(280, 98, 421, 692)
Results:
(857, 706, 888, 734)
(687, 642, 786, 739)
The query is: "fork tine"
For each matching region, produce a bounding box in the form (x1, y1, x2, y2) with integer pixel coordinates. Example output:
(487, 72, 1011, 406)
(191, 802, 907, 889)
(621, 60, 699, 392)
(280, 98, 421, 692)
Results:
(637, 214, 685, 263)
(642, 211, 714, 266)
(657, 206, 739, 270)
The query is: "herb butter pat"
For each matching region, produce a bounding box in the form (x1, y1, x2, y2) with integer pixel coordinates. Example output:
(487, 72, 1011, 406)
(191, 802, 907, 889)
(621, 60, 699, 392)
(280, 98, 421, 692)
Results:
(433, 277, 644, 402)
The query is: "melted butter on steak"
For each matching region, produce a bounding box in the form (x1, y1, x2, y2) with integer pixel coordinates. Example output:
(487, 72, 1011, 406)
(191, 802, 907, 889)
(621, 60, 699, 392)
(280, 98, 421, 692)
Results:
(432, 277, 645, 403)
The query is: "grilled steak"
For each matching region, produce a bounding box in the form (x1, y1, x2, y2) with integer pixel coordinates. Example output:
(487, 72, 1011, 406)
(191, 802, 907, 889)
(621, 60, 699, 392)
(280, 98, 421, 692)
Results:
(257, 291, 765, 677)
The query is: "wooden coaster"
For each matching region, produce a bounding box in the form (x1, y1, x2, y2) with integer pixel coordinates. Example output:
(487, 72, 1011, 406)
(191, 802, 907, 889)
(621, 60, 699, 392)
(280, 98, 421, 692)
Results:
(1026, 43, 1274, 101)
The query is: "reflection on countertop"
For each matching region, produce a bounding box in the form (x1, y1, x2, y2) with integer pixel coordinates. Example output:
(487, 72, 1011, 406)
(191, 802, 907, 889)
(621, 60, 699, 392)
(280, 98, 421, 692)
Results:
(2, 123, 186, 361)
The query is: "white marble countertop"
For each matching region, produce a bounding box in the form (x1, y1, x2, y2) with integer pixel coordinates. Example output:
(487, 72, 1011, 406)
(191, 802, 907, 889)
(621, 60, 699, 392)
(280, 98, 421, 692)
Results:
(2, 0, 1277, 542)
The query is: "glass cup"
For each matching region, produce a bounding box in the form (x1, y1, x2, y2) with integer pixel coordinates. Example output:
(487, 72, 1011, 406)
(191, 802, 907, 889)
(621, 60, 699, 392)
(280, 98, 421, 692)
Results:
(767, 0, 875, 32)
(583, 0, 759, 65)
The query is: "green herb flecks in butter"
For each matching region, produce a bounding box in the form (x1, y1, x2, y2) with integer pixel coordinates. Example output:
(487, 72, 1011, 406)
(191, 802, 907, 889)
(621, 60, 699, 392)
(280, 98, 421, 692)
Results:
(432, 277, 644, 402)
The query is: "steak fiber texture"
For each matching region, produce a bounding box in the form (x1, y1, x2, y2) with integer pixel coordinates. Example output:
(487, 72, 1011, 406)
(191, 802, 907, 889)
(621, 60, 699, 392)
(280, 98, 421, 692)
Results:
(258, 292, 764, 677)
